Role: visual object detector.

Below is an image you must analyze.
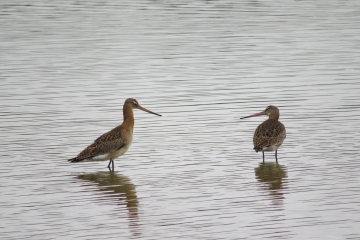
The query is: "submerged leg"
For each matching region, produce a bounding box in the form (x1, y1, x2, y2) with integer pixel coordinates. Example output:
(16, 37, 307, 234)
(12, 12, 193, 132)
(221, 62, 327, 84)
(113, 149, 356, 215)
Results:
(275, 150, 278, 163)
(107, 159, 114, 170)
(262, 151, 265, 163)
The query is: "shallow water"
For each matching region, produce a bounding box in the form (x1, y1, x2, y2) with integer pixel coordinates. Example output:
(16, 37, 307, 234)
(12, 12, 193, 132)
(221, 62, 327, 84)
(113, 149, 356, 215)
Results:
(1, 0, 360, 239)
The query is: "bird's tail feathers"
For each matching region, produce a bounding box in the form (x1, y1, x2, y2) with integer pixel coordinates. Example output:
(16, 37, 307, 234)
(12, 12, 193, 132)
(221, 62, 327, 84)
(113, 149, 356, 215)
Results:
(254, 146, 263, 153)
(68, 157, 87, 163)
(254, 140, 270, 153)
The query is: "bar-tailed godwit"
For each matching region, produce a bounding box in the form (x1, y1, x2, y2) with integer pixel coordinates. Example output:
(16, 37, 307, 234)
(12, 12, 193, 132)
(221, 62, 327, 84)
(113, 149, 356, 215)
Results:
(241, 106, 286, 162)
(68, 98, 161, 169)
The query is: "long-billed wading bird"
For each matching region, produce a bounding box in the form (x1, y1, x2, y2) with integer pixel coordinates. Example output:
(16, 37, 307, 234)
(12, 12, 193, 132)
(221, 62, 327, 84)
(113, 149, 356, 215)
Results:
(68, 98, 161, 170)
(240, 106, 286, 162)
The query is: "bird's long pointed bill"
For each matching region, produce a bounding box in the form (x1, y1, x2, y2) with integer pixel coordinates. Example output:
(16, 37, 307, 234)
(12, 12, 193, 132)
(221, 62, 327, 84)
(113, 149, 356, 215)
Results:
(240, 111, 265, 119)
(138, 106, 162, 116)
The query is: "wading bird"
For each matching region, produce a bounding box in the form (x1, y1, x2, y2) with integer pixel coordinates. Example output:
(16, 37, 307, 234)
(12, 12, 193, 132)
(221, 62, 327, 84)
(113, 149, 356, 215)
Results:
(68, 98, 161, 170)
(241, 106, 286, 162)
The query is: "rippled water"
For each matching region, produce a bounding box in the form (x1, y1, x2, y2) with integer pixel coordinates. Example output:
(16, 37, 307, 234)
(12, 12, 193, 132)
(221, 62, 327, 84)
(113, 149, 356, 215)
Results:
(1, 0, 360, 239)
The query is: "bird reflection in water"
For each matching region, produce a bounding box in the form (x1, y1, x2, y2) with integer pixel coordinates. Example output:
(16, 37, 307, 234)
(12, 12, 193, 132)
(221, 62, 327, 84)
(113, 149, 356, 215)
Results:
(255, 162, 288, 206)
(77, 171, 140, 237)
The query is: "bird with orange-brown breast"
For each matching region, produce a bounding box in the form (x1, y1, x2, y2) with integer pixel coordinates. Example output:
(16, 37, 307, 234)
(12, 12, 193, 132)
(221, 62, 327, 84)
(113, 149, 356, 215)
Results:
(241, 106, 286, 162)
(68, 98, 161, 170)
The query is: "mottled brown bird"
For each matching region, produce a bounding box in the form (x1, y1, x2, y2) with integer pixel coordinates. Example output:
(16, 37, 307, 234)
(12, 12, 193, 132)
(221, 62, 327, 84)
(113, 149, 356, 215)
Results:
(240, 106, 286, 162)
(68, 98, 161, 170)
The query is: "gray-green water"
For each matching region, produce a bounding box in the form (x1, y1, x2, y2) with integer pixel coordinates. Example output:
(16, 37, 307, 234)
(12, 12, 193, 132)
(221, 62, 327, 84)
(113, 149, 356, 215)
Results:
(1, 1, 360, 239)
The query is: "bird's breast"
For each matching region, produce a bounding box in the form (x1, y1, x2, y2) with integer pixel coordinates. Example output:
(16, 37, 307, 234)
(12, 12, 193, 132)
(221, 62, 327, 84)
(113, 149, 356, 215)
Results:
(110, 143, 132, 159)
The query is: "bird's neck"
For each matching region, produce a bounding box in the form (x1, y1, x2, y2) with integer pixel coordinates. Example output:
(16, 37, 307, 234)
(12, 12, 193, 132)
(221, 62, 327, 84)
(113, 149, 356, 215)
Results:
(122, 105, 135, 128)
(269, 113, 279, 121)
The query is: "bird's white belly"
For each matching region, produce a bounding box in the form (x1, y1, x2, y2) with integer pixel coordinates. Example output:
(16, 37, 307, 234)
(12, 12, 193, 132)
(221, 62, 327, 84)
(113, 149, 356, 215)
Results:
(90, 144, 131, 162)
(262, 144, 278, 152)
(262, 139, 284, 152)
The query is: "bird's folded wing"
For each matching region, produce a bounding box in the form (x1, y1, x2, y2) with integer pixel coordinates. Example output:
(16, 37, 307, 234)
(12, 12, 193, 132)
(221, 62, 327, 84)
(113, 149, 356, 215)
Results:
(77, 138, 125, 160)
(94, 125, 124, 143)
(253, 121, 286, 147)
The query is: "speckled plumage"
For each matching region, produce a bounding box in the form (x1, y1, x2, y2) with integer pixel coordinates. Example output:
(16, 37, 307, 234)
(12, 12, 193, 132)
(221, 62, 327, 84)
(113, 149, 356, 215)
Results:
(253, 119, 286, 152)
(72, 125, 131, 162)
(68, 98, 161, 169)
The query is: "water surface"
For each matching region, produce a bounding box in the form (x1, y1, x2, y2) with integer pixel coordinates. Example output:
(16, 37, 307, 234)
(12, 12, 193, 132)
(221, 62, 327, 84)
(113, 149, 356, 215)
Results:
(1, 0, 360, 239)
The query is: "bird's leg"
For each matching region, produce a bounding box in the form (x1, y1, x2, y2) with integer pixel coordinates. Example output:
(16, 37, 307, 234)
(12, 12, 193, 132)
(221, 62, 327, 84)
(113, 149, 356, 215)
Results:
(107, 159, 114, 171)
(262, 151, 265, 163)
(275, 150, 278, 163)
